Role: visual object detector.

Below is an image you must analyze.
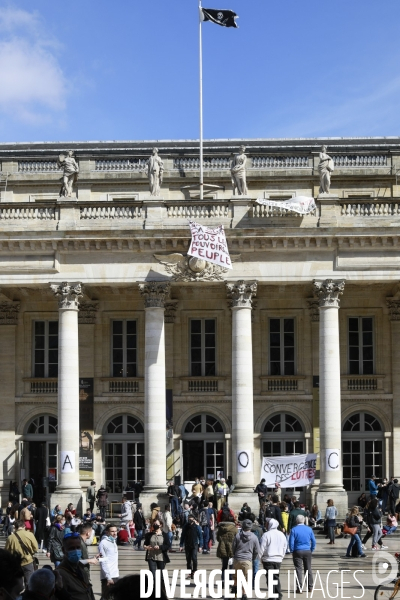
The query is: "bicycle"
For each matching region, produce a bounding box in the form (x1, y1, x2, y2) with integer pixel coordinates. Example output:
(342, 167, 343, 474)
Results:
(374, 552, 400, 599)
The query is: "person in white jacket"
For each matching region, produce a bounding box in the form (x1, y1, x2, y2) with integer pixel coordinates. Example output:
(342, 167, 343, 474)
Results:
(98, 523, 119, 598)
(163, 505, 173, 548)
(260, 518, 287, 600)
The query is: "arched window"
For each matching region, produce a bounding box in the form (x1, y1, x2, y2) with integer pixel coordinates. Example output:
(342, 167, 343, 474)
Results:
(263, 414, 303, 434)
(182, 414, 225, 481)
(26, 415, 58, 435)
(343, 412, 384, 504)
(103, 414, 144, 495)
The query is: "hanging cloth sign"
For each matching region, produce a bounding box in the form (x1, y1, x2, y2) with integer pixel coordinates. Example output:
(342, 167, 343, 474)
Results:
(188, 221, 233, 269)
(256, 196, 316, 215)
(260, 453, 317, 488)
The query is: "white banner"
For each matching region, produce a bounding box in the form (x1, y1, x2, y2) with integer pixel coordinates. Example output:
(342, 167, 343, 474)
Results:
(237, 450, 252, 473)
(61, 451, 76, 473)
(326, 449, 340, 472)
(256, 196, 316, 215)
(261, 453, 317, 488)
(188, 221, 232, 269)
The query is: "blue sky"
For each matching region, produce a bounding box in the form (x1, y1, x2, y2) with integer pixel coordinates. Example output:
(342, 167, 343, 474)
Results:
(0, 0, 400, 142)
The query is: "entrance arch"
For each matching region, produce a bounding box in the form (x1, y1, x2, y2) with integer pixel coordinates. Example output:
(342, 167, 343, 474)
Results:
(22, 414, 58, 503)
(342, 412, 384, 505)
(182, 414, 225, 482)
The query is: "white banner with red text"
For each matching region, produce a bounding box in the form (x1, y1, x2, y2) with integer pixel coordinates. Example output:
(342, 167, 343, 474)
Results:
(188, 221, 233, 269)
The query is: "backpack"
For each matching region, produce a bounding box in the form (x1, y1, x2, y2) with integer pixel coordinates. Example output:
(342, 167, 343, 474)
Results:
(199, 511, 208, 527)
(222, 505, 231, 518)
(264, 504, 275, 520)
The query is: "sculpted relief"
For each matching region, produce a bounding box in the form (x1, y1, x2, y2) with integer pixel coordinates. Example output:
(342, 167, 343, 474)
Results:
(154, 253, 240, 282)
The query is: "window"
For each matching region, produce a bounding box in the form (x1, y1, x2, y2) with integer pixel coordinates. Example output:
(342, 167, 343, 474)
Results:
(190, 319, 216, 376)
(103, 415, 144, 494)
(269, 318, 295, 375)
(263, 413, 303, 434)
(184, 414, 224, 434)
(111, 320, 137, 377)
(348, 317, 374, 375)
(27, 415, 58, 435)
(33, 321, 58, 377)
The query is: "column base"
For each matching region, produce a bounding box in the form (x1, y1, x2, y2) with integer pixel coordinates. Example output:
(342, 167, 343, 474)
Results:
(315, 486, 348, 519)
(50, 489, 84, 514)
(225, 489, 255, 516)
(139, 488, 169, 518)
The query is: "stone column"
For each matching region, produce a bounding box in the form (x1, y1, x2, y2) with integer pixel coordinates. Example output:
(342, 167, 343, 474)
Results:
(139, 282, 170, 494)
(226, 280, 257, 503)
(50, 283, 83, 507)
(387, 297, 400, 474)
(313, 279, 348, 516)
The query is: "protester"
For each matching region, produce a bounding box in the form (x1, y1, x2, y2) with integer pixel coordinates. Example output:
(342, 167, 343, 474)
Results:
(98, 523, 119, 597)
(167, 481, 181, 518)
(215, 478, 229, 511)
(47, 515, 65, 568)
(216, 514, 237, 585)
(22, 480, 33, 502)
(191, 479, 204, 507)
(82, 509, 96, 523)
(368, 475, 379, 498)
(19, 502, 33, 531)
(382, 513, 398, 535)
(0, 549, 25, 600)
(254, 479, 268, 506)
(116, 524, 130, 546)
(204, 480, 215, 504)
(78, 523, 98, 580)
(96, 486, 108, 520)
(345, 506, 367, 558)
(231, 519, 260, 600)
(180, 514, 203, 578)
(144, 519, 170, 579)
(56, 531, 95, 600)
(260, 518, 287, 599)
(264, 495, 284, 530)
(324, 499, 338, 545)
(367, 498, 383, 550)
(357, 493, 368, 509)
(5, 520, 38, 585)
(86, 481, 96, 513)
(35, 502, 49, 551)
(162, 506, 173, 548)
(133, 503, 146, 550)
(289, 515, 316, 593)
(288, 501, 307, 533)
(50, 506, 62, 524)
(238, 503, 251, 521)
(217, 503, 235, 524)
(24, 568, 56, 600)
(388, 478, 400, 516)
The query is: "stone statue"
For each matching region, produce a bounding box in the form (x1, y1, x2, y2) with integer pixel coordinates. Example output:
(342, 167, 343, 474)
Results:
(318, 145, 334, 194)
(230, 146, 248, 196)
(147, 148, 164, 197)
(57, 151, 79, 198)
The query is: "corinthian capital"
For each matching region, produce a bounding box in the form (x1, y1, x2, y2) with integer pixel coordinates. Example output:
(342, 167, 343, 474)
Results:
(50, 282, 83, 309)
(387, 298, 400, 321)
(139, 282, 171, 308)
(313, 279, 345, 308)
(226, 280, 257, 308)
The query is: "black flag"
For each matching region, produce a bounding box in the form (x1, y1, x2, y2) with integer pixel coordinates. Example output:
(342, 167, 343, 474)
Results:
(201, 8, 238, 28)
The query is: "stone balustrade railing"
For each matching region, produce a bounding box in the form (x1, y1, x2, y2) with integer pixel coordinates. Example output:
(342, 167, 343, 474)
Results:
(109, 379, 140, 393)
(188, 379, 219, 392)
(0, 206, 57, 220)
(267, 378, 299, 392)
(252, 156, 309, 168)
(19, 161, 61, 172)
(175, 157, 232, 170)
(80, 205, 142, 219)
(167, 203, 230, 219)
(332, 155, 387, 167)
(29, 379, 58, 394)
(95, 159, 147, 171)
(346, 377, 378, 391)
(340, 202, 400, 216)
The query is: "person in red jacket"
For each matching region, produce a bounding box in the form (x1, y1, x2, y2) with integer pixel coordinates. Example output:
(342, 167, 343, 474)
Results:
(117, 524, 130, 546)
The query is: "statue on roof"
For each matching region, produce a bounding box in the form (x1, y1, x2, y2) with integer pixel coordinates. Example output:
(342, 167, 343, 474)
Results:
(318, 145, 334, 194)
(147, 148, 164, 197)
(230, 145, 248, 196)
(57, 151, 79, 198)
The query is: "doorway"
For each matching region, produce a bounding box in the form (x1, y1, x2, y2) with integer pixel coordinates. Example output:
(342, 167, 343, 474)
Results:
(182, 414, 225, 482)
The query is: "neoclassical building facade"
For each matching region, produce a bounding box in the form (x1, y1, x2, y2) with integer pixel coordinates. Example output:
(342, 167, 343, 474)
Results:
(0, 137, 399, 514)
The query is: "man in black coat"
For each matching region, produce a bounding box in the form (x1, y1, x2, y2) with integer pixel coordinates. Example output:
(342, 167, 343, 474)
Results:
(35, 502, 49, 549)
(388, 479, 400, 516)
(133, 503, 146, 549)
(255, 479, 268, 506)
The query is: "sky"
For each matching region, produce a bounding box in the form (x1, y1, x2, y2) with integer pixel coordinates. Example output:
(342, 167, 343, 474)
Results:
(0, 0, 400, 143)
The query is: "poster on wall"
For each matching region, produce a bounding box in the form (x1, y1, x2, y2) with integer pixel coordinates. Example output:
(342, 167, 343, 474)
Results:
(79, 378, 94, 479)
(260, 453, 317, 488)
(237, 450, 252, 473)
(325, 449, 340, 472)
(61, 451, 75, 473)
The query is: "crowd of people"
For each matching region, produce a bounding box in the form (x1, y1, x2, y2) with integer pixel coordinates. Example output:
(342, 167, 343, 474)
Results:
(0, 473, 399, 599)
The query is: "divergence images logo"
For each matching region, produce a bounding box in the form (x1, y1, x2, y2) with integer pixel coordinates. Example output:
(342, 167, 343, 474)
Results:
(372, 551, 398, 586)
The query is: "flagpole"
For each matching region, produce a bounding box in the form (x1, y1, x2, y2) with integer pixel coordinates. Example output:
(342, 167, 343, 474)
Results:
(199, 0, 204, 200)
